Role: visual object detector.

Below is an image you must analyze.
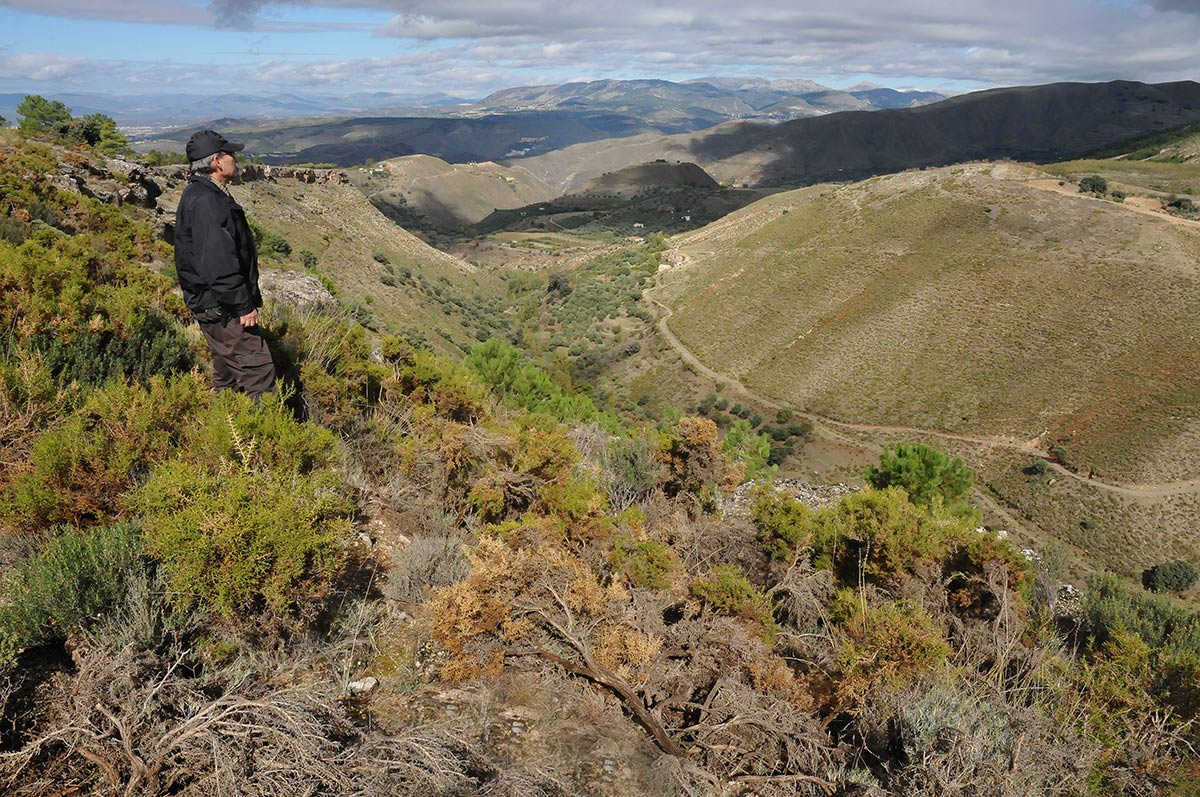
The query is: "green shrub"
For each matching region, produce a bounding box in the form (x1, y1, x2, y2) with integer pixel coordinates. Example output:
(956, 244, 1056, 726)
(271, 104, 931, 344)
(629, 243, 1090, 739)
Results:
(0, 222, 192, 387)
(130, 390, 353, 616)
(751, 484, 812, 560)
(721, 419, 773, 481)
(865, 442, 975, 518)
(247, 218, 291, 257)
(1083, 574, 1200, 718)
(134, 459, 353, 616)
(810, 488, 978, 587)
(268, 309, 388, 432)
(610, 535, 674, 589)
(0, 523, 145, 670)
(832, 592, 951, 702)
(1143, 561, 1199, 594)
(2, 374, 210, 530)
(397, 350, 487, 422)
(1079, 175, 1108, 195)
(691, 564, 778, 640)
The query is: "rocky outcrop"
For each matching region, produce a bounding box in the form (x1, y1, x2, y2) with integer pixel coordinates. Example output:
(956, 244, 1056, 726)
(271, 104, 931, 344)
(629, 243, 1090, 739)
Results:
(236, 164, 349, 185)
(49, 155, 166, 209)
(258, 269, 337, 312)
(720, 479, 857, 518)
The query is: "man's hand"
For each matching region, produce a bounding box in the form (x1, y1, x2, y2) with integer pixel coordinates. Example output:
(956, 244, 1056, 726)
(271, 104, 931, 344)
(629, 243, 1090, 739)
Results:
(239, 309, 259, 327)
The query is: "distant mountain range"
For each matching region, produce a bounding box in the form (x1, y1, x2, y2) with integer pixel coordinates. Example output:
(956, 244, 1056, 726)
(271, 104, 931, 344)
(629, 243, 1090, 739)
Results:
(0, 91, 470, 129)
(469, 78, 948, 126)
(128, 77, 951, 165)
(0, 76, 948, 134)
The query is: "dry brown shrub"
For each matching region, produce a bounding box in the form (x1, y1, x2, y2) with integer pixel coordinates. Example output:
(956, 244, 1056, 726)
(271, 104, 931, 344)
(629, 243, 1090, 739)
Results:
(0, 645, 489, 796)
(671, 514, 770, 583)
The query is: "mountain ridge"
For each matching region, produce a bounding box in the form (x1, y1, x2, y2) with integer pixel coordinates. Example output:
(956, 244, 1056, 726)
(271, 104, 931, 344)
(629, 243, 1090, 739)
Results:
(511, 79, 1200, 191)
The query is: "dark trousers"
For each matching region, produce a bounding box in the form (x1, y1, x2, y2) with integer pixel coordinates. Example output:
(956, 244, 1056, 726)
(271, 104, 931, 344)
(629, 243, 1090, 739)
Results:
(198, 316, 277, 399)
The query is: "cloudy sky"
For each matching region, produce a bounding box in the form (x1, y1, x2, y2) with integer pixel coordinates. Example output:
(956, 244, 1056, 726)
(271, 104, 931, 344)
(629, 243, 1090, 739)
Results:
(1, 0, 1199, 100)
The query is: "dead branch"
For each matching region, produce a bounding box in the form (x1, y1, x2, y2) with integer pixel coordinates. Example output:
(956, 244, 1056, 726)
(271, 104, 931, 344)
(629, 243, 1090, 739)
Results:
(731, 772, 837, 795)
(528, 647, 686, 759)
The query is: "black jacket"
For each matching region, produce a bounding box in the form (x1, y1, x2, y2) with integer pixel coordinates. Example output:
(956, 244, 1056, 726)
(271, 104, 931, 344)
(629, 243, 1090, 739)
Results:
(174, 176, 262, 316)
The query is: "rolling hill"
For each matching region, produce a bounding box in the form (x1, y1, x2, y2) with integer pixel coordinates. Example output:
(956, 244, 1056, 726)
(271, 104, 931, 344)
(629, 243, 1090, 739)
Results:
(650, 161, 1200, 573)
(351, 154, 557, 234)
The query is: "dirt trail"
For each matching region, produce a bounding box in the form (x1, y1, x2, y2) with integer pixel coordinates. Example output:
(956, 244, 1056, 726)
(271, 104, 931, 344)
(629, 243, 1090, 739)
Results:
(647, 275, 1200, 499)
(1024, 179, 1200, 230)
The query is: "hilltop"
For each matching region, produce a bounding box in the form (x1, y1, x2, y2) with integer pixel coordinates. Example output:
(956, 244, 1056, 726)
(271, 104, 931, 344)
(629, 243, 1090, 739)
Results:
(580, 160, 719, 193)
(350, 154, 557, 236)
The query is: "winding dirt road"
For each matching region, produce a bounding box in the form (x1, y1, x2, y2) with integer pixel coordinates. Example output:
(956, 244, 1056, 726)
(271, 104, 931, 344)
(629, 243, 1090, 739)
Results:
(647, 275, 1200, 500)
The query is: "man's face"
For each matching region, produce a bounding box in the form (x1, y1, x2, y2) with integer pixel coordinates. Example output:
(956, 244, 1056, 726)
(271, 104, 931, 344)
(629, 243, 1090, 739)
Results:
(211, 151, 237, 183)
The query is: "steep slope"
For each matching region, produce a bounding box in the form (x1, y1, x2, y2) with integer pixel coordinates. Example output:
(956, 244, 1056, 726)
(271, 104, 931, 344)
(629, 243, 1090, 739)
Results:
(160, 173, 507, 354)
(514, 80, 1200, 191)
(353, 154, 557, 231)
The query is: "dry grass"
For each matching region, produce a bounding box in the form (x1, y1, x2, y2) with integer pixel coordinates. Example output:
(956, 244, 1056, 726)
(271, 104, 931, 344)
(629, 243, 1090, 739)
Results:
(662, 163, 1200, 483)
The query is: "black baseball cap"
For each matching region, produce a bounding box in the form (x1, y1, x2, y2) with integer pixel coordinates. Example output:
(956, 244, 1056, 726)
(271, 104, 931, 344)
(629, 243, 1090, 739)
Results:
(185, 129, 245, 162)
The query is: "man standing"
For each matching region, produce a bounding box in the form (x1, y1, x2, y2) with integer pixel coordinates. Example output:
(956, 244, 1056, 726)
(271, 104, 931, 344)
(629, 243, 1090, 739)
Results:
(174, 129, 276, 399)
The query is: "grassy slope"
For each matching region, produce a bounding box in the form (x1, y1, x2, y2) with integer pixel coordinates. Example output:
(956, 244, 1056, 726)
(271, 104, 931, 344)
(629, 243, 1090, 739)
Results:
(1043, 158, 1200, 197)
(353, 154, 558, 228)
(653, 162, 1200, 573)
(226, 178, 505, 355)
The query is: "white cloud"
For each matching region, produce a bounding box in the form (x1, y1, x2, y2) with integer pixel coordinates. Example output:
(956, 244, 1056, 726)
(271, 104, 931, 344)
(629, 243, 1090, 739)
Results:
(3, 0, 1200, 95)
(0, 0, 212, 25)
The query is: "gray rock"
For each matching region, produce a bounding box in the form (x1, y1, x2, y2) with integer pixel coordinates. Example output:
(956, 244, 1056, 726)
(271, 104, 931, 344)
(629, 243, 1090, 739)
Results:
(258, 268, 337, 312)
(346, 676, 378, 695)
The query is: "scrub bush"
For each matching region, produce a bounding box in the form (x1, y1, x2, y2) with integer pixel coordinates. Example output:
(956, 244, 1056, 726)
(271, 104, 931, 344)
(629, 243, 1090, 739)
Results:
(1143, 561, 1199, 594)
(751, 484, 812, 560)
(134, 459, 353, 616)
(0, 523, 145, 670)
(1, 373, 209, 530)
(132, 391, 354, 616)
(610, 535, 675, 590)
